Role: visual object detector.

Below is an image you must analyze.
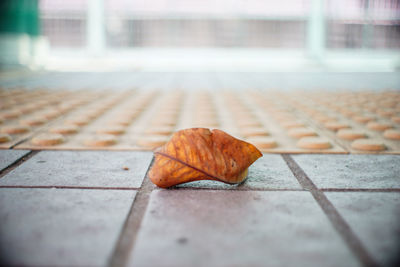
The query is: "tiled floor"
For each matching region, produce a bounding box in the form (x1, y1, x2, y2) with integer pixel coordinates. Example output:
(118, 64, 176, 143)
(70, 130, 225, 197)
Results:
(0, 151, 153, 188)
(0, 150, 399, 267)
(0, 188, 136, 266)
(0, 150, 30, 171)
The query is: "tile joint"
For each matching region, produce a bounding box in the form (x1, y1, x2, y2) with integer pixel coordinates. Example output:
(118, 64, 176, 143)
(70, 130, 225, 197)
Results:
(321, 188, 400, 192)
(0, 185, 139, 190)
(282, 154, 380, 267)
(0, 150, 39, 179)
(109, 157, 155, 267)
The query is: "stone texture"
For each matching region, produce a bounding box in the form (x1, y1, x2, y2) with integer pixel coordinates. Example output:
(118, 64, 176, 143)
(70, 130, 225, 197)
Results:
(292, 155, 400, 189)
(177, 155, 301, 189)
(0, 188, 136, 267)
(326, 192, 400, 267)
(128, 190, 360, 267)
(0, 151, 153, 188)
(0, 149, 30, 171)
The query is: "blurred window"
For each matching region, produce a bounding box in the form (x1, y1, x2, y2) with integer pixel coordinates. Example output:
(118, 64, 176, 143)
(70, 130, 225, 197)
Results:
(326, 0, 400, 49)
(105, 0, 309, 48)
(39, 0, 400, 50)
(40, 0, 87, 47)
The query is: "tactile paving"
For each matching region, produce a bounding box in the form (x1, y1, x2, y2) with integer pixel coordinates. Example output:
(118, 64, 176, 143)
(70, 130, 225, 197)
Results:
(0, 88, 399, 153)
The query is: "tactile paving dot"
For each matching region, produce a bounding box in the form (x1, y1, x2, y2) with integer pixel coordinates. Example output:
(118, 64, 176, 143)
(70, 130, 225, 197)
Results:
(383, 129, 400, 140)
(377, 109, 395, 117)
(0, 133, 12, 143)
(31, 133, 65, 146)
(49, 125, 79, 135)
(96, 126, 126, 135)
(324, 122, 350, 131)
(288, 127, 317, 138)
(350, 139, 386, 151)
(281, 121, 305, 129)
(144, 126, 174, 136)
(240, 127, 269, 138)
(136, 135, 169, 149)
(151, 117, 177, 127)
(83, 135, 118, 147)
(296, 137, 332, 150)
(391, 116, 400, 123)
(14, 105, 34, 115)
(237, 119, 262, 128)
(313, 115, 336, 123)
(19, 117, 47, 126)
(0, 110, 22, 119)
(65, 117, 92, 126)
(336, 129, 367, 140)
(111, 118, 133, 126)
(245, 136, 278, 149)
(39, 110, 62, 119)
(0, 125, 31, 134)
(367, 121, 393, 131)
(352, 115, 374, 123)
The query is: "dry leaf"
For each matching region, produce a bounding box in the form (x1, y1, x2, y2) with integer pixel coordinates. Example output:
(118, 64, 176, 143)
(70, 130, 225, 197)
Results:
(149, 128, 262, 188)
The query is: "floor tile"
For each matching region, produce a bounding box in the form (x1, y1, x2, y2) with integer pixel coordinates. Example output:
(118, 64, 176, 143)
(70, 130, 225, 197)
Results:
(0, 150, 30, 171)
(128, 190, 360, 267)
(326, 192, 400, 267)
(292, 155, 400, 189)
(177, 155, 301, 189)
(0, 188, 135, 267)
(0, 151, 153, 188)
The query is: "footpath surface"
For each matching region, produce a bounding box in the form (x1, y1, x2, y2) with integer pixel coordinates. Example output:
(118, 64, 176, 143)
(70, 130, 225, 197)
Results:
(0, 150, 399, 267)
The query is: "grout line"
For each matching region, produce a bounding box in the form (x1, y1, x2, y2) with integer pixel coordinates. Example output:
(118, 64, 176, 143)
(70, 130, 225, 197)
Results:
(0, 185, 139, 190)
(109, 158, 155, 267)
(0, 150, 39, 179)
(321, 188, 400, 192)
(282, 154, 380, 267)
(10, 136, 36, 149)
(169, 187, 306, 191)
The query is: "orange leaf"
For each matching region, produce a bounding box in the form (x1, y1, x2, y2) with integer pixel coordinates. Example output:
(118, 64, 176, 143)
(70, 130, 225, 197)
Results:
(148, 128, 262, 188)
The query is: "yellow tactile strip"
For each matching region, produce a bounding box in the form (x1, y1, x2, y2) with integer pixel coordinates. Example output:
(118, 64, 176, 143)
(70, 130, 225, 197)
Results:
(279, 91, 400, 154)
(0, 89, 107, 148)
(0, 88, 399, 154)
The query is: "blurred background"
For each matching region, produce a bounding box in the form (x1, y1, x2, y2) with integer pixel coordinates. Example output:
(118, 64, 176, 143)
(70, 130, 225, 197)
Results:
(0, 0, 399, 72)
